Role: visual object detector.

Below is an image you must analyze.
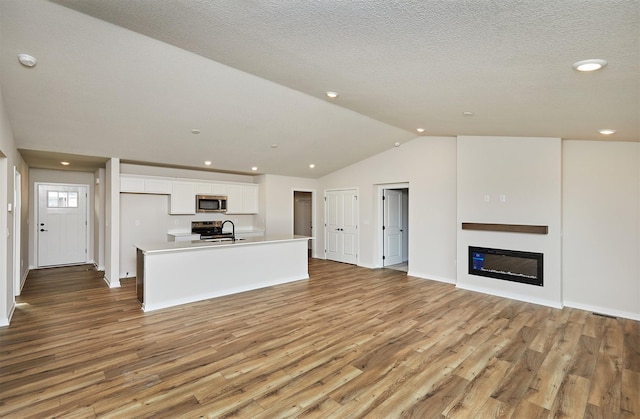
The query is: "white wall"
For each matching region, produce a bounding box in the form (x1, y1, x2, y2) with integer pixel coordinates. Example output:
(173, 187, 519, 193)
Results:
(94, 168, 106, 270)
(257, 174, 319, 240)
(456, 136, 562, 308)
(319, 137, 458, 281)
(0, 86, 28, 326)
(562, 141, 640, 320)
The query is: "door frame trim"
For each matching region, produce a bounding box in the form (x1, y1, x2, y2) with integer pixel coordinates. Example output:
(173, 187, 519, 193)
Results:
(34, 182, 91, 268)
(13, 168, 22, 295)
(375, 183, 409, 269)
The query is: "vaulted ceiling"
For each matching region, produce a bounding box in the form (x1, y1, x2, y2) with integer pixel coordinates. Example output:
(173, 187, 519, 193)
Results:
(1, 0, 638, 177)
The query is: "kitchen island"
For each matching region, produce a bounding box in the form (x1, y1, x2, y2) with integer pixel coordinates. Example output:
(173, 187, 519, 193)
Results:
(135, 235, 311, 312)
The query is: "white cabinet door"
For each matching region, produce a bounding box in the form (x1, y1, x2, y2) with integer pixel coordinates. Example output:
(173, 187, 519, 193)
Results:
(120, 175, 169, 194)
(144, 178, 170, 194)
(211, 183, 227, 195)
(226, 185, 243, 213)
(226, 184, 259, 214)
(194, 183, 212, 195)
(170, 182, 196, 214)
(121, 176, 145, 193)
(242, 184, 259, 214)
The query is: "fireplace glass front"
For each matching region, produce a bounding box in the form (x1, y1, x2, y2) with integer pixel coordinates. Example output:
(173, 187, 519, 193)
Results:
(468, 246, 543, 286)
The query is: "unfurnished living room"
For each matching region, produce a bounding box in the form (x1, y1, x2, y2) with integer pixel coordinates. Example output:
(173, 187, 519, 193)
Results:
(0, 1, 638, 418)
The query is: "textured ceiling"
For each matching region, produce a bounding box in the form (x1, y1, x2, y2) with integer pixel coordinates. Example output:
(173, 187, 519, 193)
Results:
(1, 0, 638, 177)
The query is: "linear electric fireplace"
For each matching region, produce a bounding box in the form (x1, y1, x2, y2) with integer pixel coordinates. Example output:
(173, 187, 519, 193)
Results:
(469, 246, 543, 286)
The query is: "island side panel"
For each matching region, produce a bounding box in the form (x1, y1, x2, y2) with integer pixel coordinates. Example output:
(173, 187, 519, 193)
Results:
(141, 239, 309, 312)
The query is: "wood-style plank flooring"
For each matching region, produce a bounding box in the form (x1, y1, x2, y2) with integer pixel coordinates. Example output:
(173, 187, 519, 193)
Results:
(1, 260, 638, 418)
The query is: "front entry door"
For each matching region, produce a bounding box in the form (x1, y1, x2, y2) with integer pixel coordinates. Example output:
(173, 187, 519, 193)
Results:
(325, 189, 358, 264)
(37, 184, 88, 267)
(383, 189, 403, 266)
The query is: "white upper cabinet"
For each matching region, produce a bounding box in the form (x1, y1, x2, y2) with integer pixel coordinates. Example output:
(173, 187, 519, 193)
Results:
(226, 184, 259, 214)
(242, 184, 259, 214)
(120, 174, 258, 215)
(225, 185, 243, 214)
(170, 182, 196, 214)
(121, 175, 170, 194)
(210, 183, 227, 196)
(194, 183, 212, 195)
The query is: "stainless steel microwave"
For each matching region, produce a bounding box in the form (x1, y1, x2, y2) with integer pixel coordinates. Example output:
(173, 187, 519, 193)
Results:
(196, 195, 227, 213)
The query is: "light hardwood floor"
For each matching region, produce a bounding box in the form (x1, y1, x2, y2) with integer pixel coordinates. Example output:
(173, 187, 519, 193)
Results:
(1, 260, 638, 418)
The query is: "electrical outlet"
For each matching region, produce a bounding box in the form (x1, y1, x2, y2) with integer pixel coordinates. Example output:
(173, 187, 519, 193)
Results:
(135, 220, 140, 226)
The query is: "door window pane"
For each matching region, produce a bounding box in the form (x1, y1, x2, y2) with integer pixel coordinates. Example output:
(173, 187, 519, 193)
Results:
(47, 190, 79, 208)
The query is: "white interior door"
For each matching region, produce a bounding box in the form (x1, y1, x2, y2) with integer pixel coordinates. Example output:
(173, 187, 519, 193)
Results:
(325, 189, 358, 264)
(37, 184, 88, 267)
(383, 189, 403, 266)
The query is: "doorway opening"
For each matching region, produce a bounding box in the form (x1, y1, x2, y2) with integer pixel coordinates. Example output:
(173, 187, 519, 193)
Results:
(293, 190, 314, 257)
(379, 184, 409, 272)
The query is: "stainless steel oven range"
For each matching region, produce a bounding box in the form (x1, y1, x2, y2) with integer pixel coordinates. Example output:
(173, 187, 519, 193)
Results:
(191, 220, 235, 241)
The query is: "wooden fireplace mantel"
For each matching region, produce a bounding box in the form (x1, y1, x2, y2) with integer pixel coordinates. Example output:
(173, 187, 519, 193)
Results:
(461, 222, 548, 235)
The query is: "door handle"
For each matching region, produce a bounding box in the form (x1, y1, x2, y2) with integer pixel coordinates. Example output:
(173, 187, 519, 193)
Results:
(40, 229, 48, 232)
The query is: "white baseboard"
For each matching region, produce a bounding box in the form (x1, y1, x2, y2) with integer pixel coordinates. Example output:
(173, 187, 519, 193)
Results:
(456, 282, 563, 309)
(563, 300, 640, 321)
(103, 276, 121, 288)
(407, 270, 456, 284)
(1, 302, 16, 327)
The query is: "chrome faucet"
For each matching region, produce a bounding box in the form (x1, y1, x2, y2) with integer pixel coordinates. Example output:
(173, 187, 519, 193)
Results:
(221, 220, 235, 241)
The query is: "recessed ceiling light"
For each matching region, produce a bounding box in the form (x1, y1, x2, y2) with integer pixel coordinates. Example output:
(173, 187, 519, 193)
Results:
(204, 161, 212, 166)
(251, 166, 258, 171)
(271, 144, 279, 148)
(572, 59, 607, 72)
(60, 161, 70, 166)
(463, 111, 474, 116)
(325, 91, 339, 99)
(416, 128, 425, 133)
(18, 54, 37, 67)
(394, 142, 401, 147)
(598, 129, 616, 135)
(309, 164, 315, 168)
(191, 129, 201, 134)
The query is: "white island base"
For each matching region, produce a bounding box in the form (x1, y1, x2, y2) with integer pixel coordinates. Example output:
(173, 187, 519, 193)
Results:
(136, 235, 311, 312)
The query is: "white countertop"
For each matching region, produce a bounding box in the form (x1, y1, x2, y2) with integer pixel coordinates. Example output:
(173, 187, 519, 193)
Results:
(136, 235, 312, 254)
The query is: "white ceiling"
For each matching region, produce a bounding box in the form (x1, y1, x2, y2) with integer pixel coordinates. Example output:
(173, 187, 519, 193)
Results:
(1, 0, 638, 178)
